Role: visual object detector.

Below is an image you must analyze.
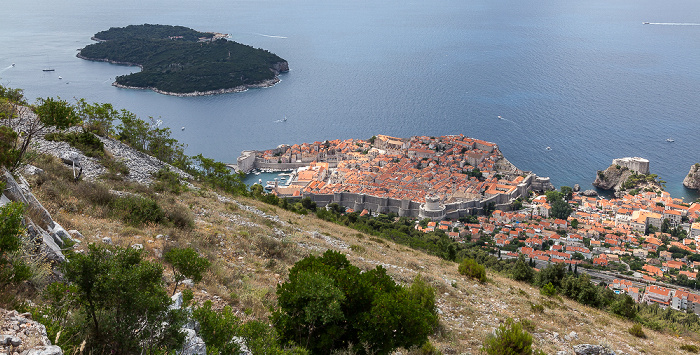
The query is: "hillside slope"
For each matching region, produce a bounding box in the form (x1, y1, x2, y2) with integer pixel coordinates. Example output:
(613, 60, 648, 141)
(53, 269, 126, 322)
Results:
(6, 154, 692, 355)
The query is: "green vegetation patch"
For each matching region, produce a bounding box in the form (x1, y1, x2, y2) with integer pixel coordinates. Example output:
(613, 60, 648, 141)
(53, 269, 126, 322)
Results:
(79, 24, 288, 94)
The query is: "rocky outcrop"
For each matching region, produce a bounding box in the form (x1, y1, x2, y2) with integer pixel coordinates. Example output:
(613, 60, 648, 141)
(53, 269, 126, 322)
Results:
(593, 164, 635, 191)
(572, 344, 618, 355)
(683, 163, 700, 190)
(0, 308, 63, 355)
(593, 160, 663, 197)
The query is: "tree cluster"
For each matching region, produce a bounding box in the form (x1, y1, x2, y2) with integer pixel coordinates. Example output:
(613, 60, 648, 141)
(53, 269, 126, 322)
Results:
(273, 250, 439, 354)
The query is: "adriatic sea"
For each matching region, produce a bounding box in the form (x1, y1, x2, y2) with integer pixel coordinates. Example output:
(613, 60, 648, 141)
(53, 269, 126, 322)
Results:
(1, 0, 699, 200)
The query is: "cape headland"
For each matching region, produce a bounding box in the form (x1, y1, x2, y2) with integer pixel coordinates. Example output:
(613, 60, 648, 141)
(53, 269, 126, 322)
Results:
(77, 24, 289, 96)
(683, 163, 700, 191)
(593, 157, 664, 197)
(237, 134, 554, 219)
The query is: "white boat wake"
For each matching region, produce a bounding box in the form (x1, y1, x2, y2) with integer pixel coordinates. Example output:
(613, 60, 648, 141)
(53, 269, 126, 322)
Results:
(253, 33, 288, 39)
(0, 65, 13, 74)
(645, 22, 700, 26)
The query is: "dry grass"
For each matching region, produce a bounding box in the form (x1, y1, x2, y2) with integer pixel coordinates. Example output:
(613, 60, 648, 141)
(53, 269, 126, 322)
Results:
(20, 155, 700, 354)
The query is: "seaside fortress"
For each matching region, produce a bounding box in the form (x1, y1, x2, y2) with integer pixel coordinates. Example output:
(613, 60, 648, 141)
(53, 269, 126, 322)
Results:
(240, 134, 554, 220)
(612, 157, 650, 175)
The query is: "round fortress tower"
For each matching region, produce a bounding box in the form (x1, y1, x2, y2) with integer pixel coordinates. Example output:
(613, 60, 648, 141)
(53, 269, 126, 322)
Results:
(419, 193, 446, 221)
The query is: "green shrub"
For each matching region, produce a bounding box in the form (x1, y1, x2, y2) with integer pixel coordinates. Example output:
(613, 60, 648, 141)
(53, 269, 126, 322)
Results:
(482, 318, 539, 355)
(164, 247, 211, 295)
(112, 195, 165, 225)
(539, 282, 556, 297)
(165, 204, 194, 229)
(458, 258, 486, 282)
(349, 244, 365, 253)
(680, 344, 699, 353)
(45, 131, 105, 158)
(0, 201, 32, 288)
(273, 250, 438, 355)
(628, 323, 646, 338)
(59, 244, 186, 353)
(530, 303, 544, 314)
(153, 167, 183, 194)
(192, 301, 241, 354)
(609, 295, 637, 320)
(512, 256, 534, 283)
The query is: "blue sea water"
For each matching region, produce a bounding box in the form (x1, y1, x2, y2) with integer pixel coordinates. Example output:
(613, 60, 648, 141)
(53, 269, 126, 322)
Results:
(1, 0, 699, 200)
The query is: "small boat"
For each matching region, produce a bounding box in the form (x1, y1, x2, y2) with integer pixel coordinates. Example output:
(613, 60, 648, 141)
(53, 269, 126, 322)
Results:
(181, 127, 185, 131)
(497, 115, 503, 120)
(545, 146, 552, 151)
(42, 68, 54, 72)
(258, 178, 263, 184)
(666, 138, 674, 142)
(58, 76, 62, 80)
(643, 22, 650, 25)
(11, 63, 15, 67)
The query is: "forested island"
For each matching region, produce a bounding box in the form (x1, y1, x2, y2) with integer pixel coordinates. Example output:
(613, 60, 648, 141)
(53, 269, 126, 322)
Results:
(78, 24, 289, 96)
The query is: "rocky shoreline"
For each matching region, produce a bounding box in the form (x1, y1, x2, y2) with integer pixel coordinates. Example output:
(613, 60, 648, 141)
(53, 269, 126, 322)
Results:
(112, 77, 281, 97)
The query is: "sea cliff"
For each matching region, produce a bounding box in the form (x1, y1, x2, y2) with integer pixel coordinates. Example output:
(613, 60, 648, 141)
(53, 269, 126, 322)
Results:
(683, 163, 700, 190)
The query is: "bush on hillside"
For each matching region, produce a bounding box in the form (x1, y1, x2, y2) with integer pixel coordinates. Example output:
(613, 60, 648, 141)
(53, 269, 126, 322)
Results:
(46, 244, 187, 353)
(680, 344, 699, 353)
(540, 282, 556, 297)
(0, 200, 31, 289)
(628, 323, 646, 338)
(481, 318, 544, 355)
(512, 255, 534, 283)
(273, 250, 438, 355)
(164, 247, 211, 295)
(112, 195, 165, 225)
(458, 258, 486, 282)
(609, 294, 637, 320)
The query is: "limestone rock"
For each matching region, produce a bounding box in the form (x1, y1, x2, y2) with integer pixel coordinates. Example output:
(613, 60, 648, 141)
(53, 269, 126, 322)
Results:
(22, 165, 44, 176)
(60, 151, 81, 167)
(170, 292, 183, 310)
(573, 344, 616, 355)
(573, 184, 580, 192)
(68, 230, 84, 240)
(582, 190, 598, 197)
(178, 328, 206, 355)
(233, 336, 252, 355)
(0, 335, 21, 346)
(682, 163, 700, 190)
(593, 158, 662, 195)
(0, 308, 61, 354)
(102, 237, 113, 245)
(593, 165, 634, 191)
(24, 346, 65, 355)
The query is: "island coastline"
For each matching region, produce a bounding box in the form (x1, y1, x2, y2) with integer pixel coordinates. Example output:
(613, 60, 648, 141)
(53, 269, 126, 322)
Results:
(77, 24, 288, 96)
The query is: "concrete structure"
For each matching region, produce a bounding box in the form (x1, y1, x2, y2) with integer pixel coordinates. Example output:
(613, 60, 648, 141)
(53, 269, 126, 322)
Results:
(612, 157, 650, 175)
(642, 285, 672, 308)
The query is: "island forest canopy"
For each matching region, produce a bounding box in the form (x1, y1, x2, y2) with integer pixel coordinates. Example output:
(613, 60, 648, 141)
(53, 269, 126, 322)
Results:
(79, 24, 288, 94)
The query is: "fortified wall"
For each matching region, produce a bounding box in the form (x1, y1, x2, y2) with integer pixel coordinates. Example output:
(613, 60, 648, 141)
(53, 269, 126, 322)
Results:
(282, 172, 550, 220)
(612, 157, 650, 175)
